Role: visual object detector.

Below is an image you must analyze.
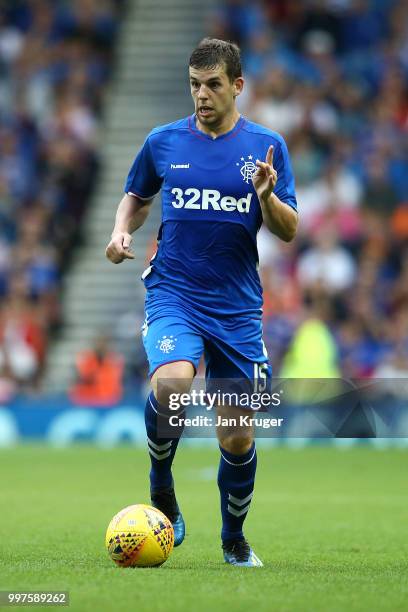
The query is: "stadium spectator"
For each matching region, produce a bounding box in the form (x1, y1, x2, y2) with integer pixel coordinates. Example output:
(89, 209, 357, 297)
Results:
(69, 335, 124, 407)
(297, 224, 356, 293)
(0, 273, 46, 391)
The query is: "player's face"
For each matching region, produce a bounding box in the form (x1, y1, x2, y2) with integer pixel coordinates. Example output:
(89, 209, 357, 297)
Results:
(189, 65, 243, 127)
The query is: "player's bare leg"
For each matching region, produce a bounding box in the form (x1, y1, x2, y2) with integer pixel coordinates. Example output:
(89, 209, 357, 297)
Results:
(146, 361, 194, 546)
(216, 404, 263, 567)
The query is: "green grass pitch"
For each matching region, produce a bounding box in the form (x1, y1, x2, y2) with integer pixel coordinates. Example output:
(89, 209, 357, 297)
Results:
(0, 445, 407, 612)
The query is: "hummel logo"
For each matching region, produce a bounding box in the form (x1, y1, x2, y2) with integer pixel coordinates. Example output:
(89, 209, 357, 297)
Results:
(171, 163, 190, 169)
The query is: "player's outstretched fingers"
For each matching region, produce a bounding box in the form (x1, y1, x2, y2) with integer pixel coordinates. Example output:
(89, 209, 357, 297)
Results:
(266, 145, 274, 166)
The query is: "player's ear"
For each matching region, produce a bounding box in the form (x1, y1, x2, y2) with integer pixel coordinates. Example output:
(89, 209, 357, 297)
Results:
(233, 77, 244, 98)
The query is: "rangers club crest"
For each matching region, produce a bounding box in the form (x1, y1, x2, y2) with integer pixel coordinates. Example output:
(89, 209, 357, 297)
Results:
(237, 155, 257, 184)
(156, 335, 177, 354)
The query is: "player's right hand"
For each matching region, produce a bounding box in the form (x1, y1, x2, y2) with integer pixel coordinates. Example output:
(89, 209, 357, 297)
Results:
(105, 232, 135, 264)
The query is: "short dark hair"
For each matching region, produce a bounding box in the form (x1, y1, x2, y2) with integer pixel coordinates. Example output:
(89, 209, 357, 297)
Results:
(189, 38, 242, 82)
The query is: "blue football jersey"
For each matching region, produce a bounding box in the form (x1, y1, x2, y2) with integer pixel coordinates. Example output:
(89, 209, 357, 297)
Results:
(125, 114, 297, 317)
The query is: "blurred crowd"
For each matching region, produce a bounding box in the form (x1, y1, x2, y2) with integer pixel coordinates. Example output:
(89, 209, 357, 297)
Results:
(211, 0, 408, 379)
(0, 0, 123, 396)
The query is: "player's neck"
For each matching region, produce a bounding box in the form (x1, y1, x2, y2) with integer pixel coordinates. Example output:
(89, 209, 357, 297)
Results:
(195, 110, 241, 140)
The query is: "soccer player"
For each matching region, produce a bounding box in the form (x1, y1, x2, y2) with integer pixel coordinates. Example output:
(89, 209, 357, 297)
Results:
(106, 38, 298, 567)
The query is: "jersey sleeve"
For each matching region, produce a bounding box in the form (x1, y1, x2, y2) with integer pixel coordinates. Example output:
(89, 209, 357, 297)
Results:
(124, 135, 163, 199)
(273, 138, 298, 211)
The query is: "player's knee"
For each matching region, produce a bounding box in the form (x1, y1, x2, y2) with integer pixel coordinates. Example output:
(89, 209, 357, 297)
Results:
(154, 380, 190, 408)
(151, 361, 194, 406)
(151, 379, 191, 408)
(219, 433, 253, 455)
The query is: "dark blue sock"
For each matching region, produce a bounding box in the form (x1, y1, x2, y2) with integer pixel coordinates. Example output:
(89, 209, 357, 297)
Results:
(217, 442, 257, 542)
(144, 392, 184, 491)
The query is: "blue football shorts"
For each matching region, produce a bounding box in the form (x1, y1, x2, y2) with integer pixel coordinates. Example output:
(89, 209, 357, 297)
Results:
(141, 296, 271, 390)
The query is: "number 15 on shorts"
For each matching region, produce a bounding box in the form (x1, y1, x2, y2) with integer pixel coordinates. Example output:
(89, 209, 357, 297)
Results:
(254, 363, 270, 393)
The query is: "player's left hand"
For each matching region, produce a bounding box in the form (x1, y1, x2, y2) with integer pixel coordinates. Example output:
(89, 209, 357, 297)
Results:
(252, 145, 277, 203)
